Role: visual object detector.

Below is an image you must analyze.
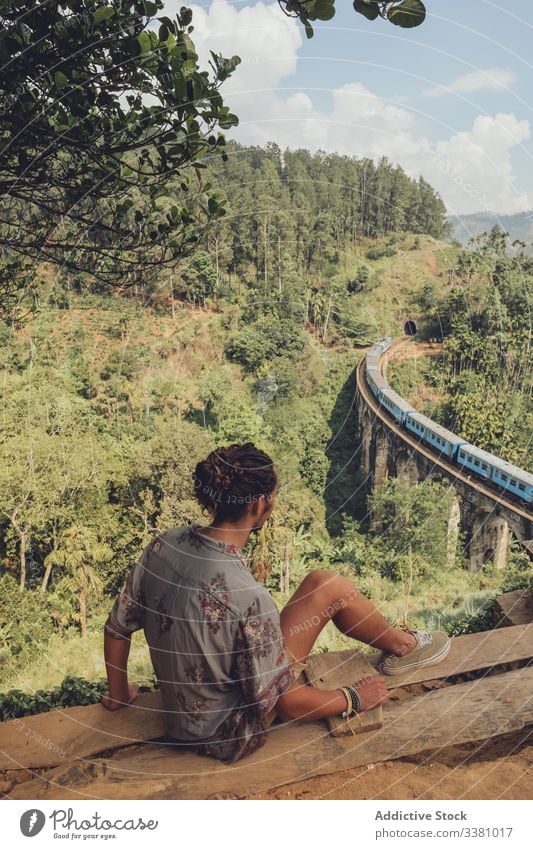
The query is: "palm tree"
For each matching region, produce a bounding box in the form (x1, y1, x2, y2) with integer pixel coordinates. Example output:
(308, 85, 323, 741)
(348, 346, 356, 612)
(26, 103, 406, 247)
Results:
(44, 526, 112, 639)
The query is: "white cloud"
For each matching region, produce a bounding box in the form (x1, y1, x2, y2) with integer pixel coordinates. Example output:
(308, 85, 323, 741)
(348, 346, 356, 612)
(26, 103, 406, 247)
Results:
(160, 1, 531, 214)
(222, 80, 422, 162)
(418, 113, 530, 214)
(170, 0, 302, 90)
(425, 67, 517, 98)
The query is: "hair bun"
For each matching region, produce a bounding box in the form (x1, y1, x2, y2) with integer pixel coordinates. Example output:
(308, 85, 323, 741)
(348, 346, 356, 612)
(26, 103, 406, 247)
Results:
(211, 453, 232, 489)
(218, 472, 232, 489)
(193, 442, 277, 521)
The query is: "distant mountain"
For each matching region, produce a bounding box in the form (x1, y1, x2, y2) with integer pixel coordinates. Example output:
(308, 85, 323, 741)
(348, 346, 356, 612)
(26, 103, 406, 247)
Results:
(448, 210, 533, 249)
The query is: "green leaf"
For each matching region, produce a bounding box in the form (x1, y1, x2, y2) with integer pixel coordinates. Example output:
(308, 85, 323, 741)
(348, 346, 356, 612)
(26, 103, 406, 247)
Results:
(181, 32, 197, 59)
(93, 6, 115, 24)
(387, 0, 426, 28)
(54, 71, 69, 90)
(137, 31, 152, 56)
(303, 18, 314, 39)
(353, 0, 379, 21)
(142, 1, 159, 15)
(181, 59, 196, 78)
(158, 16, 177, 33)
(180, 8, 193, 27)
(160, 30, 176, 50)
(314, 1, 336, 22)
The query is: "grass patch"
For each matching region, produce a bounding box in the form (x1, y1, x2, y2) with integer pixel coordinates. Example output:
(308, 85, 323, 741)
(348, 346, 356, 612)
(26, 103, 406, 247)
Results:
(4, 625, 154, 693)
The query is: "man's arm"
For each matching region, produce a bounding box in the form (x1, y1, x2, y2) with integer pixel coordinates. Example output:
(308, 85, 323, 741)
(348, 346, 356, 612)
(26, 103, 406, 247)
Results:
(276, 676, 388, 722)
(102, 629, 139, 711)
(276, 681, 347, 721)
(101, 556, 146, 711)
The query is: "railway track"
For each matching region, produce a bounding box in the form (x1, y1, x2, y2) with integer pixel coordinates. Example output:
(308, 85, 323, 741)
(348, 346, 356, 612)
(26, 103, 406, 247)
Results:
(355, 337, 533, 524)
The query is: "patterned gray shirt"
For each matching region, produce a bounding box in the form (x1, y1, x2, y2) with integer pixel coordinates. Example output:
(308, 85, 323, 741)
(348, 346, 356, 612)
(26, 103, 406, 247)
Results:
(105, 524, 295, 762)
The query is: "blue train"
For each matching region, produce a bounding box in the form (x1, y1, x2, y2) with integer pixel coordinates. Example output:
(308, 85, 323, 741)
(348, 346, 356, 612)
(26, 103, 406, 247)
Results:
(365, 337, 533, 507)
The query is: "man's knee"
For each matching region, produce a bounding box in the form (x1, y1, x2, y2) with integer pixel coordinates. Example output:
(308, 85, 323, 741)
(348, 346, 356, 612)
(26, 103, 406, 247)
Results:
(302, 569, 351, 600)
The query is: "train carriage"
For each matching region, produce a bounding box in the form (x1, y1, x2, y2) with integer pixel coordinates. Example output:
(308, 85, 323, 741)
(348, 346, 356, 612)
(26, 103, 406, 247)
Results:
(365, 341, 413, 424)
(376, 337, 392, 351)
(367, 337, 392, 361)
(491, 463, 533, 505)
(457, 444, 533, 505)
(366, 355, 381, 371)
(405, 411, 465, 459)
(366, 367, 388, 395)
(366, 340, 392, 400)
(376, 385, 414, 425)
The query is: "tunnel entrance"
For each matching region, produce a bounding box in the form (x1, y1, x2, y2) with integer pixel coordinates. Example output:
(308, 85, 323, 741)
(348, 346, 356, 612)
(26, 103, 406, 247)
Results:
(404, 319, 417, 336)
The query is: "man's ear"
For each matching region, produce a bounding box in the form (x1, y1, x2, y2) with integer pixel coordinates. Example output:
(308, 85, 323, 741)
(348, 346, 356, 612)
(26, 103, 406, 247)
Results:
(249, 494, 265, 519)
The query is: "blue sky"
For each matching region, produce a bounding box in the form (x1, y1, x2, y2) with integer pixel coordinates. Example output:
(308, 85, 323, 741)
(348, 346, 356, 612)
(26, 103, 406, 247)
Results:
(164, 1, 533, 215)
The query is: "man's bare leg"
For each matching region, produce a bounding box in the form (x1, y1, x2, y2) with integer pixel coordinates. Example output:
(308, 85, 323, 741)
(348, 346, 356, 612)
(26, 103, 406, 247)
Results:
(280, 570, 416, 665)
(276, 570, 414, 717)
(276, 571, 450, 721)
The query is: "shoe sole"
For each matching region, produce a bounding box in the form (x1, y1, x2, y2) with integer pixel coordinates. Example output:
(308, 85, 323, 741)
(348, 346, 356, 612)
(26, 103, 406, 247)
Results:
(381, 637, 452, 676)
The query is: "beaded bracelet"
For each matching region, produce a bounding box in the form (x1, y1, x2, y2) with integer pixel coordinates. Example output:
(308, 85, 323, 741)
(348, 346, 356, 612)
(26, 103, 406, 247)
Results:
(340, 687, 352, 718)
(340, 684, 362, 718)
(346, 683, 362, 713)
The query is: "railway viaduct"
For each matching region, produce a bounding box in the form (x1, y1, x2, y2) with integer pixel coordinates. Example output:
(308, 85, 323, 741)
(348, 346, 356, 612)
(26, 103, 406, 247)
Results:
(355, 338, 533, 571)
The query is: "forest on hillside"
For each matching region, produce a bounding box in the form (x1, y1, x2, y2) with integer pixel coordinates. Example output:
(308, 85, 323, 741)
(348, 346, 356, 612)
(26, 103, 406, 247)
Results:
(1, 147, 531, 715)
(37, 141, 450, 311)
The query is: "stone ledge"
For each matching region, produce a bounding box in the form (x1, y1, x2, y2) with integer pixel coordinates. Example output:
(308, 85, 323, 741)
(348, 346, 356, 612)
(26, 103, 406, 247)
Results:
(495, 588, 533, 627)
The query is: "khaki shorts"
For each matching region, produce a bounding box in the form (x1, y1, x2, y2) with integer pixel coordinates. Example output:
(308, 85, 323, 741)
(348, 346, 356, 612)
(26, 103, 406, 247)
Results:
(264, 646, 307, 728)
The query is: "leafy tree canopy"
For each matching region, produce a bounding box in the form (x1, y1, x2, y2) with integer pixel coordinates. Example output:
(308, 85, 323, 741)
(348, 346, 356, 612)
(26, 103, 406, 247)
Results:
(0, 1, 240, 319)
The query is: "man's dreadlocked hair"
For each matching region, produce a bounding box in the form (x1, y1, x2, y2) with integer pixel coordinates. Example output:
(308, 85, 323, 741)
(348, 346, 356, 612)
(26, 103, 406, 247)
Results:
(193, 442, 277, 522)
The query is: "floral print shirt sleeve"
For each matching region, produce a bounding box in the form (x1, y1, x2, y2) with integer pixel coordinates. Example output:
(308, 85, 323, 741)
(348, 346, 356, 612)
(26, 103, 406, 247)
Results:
(233, 589, 296, 718)
(104, 546, 148, 639)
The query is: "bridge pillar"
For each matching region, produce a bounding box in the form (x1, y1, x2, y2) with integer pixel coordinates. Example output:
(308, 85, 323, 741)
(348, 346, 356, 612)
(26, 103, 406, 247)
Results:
(356, 390, 390, 494)
(395, 447, 420, 488)
(372, 425, 390, 494)
(357, 402, 373, 479)
(366, 423, 391, 532)
(465, 506, 510, 571)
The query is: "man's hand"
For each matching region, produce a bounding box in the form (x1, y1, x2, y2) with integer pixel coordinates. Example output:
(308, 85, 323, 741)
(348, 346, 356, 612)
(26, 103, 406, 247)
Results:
(101, 683, 140, 711)
(351, 674, 389, 711)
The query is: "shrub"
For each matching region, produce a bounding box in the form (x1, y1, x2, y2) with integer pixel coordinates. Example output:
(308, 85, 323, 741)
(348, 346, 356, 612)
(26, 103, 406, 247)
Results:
(0, 575, 56, 660)
(347, 265, 373, 294)
(226, 315, 307, 372)
(0, 676, 108, 720)
(365, 246, 397, 261)
(99, 346, 149, 381)
(443, 598, 496, 636)
(0, 675, 158, 721)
